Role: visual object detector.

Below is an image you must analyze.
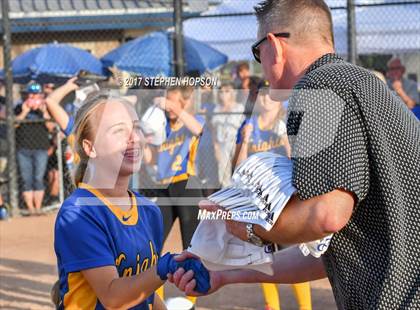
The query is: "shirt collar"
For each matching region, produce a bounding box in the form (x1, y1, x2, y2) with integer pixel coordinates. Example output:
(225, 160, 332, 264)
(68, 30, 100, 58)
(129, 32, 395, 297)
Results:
(305, 53, 344, 75)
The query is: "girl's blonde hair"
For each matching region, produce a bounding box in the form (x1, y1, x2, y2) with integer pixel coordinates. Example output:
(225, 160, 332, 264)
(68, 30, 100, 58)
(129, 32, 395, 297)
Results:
(72, 90, 134, 186)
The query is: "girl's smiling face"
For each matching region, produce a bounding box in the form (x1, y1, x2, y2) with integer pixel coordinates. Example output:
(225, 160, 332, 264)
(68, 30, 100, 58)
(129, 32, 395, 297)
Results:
(83, 100, 145, 181)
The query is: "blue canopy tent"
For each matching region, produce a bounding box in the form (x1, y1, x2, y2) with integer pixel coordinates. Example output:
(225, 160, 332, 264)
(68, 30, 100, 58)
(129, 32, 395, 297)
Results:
(184, 0, 420, 60)
(101, 31, 228, 77)
(0, 42, 105, 84)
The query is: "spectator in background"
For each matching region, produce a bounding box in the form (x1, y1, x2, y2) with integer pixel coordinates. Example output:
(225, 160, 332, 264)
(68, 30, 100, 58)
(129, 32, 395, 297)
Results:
(387, 58, 419, 110)
(233, 80, 291, 167)
(234, 62, 252, 104)
(196, 84, 219, 194)
(211, 82, 244, 187)
(234, 62, 251, 90)
(144, 85, 205, 250)
(0, 83, 8, 212)
(15, 82, 55, 215)
(43, 83, 61, 205)
(199, 84, 216, 120)
(45, 77, 79, 136)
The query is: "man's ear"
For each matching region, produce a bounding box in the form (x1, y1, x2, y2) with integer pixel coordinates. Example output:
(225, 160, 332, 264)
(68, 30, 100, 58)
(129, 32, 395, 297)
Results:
(82, 139, 97, 159)
(267, 33, 285, 65)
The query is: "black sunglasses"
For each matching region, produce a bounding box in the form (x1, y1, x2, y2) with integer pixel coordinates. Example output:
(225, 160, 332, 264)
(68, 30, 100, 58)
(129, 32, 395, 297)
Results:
(251, 32, 290, 63)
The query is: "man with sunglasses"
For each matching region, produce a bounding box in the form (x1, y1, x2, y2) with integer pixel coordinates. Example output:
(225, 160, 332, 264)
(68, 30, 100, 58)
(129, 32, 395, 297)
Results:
(170, 0, 420, 309)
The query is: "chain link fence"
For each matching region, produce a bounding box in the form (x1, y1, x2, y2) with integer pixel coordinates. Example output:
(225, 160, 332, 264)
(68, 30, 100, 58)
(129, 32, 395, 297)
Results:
(0, 0, 419, 216)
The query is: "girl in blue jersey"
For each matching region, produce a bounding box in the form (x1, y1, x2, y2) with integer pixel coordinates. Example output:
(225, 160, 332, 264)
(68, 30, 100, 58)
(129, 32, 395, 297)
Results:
(144, 85, 205, 251)
(54, 90, 208, 310)
(233, 82, 311, 310)
(233, 82, 290, 168)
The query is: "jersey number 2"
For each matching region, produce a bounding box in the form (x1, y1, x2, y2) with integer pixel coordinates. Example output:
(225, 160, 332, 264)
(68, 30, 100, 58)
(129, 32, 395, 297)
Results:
(171, 155, 183, 172)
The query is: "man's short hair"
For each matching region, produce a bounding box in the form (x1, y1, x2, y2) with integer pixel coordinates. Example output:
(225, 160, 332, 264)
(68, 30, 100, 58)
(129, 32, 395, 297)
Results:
(254, 0, 334, 47)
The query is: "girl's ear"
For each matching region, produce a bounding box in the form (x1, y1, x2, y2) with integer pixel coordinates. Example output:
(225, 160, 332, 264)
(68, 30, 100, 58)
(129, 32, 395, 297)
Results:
(82, 139, 97, 159)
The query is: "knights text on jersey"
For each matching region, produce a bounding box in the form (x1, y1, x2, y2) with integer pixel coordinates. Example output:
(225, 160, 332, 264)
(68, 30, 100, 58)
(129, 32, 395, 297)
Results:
(287, 53, 420, 309)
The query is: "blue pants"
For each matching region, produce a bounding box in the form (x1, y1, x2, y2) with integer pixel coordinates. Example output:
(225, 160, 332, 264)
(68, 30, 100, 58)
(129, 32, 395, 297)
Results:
(17, 149, 48, 192)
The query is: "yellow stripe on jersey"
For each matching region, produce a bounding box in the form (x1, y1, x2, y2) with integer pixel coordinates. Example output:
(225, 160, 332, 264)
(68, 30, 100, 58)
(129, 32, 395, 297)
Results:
(159, 173, 189, 185)
(78, 183, 138, 226)
(63, 272, 97, 309)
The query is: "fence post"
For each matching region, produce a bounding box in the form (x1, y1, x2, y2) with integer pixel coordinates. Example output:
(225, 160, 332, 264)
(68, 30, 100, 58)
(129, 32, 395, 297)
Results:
(347, 0, 358, 64)
(1, 0, 19, 216)
(173, 0, 184, 77)
(56, 126, 65, 205)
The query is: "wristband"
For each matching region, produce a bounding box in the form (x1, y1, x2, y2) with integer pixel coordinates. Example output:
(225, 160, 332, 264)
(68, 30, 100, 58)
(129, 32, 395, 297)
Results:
(156, 252, 211, 294)
(156, 252, 177, 281)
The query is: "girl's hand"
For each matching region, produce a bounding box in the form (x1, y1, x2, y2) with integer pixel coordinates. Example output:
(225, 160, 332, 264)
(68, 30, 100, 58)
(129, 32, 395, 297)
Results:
(241, 124, 253, 143)
(168, 267, 224, 297)
(154, 97, 181, 115)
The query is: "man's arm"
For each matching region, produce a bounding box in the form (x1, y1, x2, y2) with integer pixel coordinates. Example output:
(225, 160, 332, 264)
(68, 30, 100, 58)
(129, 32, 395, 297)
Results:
(170, 246, 326, 296)
(207, 188, 355, 245)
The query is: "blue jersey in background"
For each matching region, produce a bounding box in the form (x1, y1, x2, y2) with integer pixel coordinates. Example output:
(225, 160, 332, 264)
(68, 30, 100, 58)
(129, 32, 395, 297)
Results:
(236, 115, 288, 156)
(157, 115, 204, 184)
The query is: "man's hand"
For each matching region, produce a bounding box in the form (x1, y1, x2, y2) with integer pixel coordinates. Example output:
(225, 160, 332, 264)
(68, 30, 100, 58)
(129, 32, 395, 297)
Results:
(167, 251, 224, 296)
(199, 200, 249, 242)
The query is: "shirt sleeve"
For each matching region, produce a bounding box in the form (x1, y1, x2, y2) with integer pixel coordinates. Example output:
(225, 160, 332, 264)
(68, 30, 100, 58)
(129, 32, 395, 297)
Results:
(55, 208, 115, 273)
(62, 116, 74, 136)
(405, 80, 419, 104)
(289, 96, 370, 203)
(195, 115, 206, 127)
(14, 104, 22, 115)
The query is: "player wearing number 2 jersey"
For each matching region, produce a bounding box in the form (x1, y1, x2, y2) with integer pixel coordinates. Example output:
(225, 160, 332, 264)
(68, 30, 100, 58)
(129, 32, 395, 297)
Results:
(144, 85, 205, 252)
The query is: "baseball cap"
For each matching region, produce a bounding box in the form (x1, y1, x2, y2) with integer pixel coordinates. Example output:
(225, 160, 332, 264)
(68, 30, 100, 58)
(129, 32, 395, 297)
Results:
(26, 82, 42, 94)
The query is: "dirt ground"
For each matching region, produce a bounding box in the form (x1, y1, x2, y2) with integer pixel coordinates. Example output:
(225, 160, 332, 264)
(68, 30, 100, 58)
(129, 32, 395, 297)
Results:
(0, 213, 337, 310)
